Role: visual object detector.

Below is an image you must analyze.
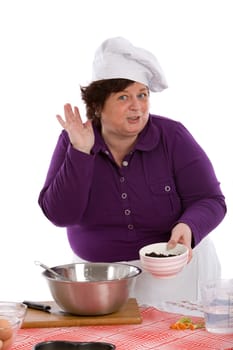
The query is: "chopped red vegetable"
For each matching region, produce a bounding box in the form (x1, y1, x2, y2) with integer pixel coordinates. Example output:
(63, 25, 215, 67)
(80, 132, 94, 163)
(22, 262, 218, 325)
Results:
(170, 317, 205, 330)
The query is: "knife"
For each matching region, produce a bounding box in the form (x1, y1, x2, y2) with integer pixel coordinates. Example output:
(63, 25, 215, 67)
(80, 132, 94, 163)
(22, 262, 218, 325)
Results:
(23, 301, 51, 312)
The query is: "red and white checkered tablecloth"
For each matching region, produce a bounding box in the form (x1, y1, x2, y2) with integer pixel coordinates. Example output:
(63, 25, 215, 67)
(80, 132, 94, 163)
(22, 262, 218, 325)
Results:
(12, 306, 233, 350)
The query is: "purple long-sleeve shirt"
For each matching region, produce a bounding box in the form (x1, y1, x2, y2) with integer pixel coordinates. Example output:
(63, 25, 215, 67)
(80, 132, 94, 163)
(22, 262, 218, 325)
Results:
(38, 114, 226, 262)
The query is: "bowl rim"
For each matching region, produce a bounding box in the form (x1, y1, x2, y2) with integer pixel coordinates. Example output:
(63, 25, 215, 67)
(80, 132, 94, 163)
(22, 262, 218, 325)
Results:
(42, 262, 142, 283)
(0, 301, 27, 313)
(0, 301, 27, 306)
(139, 242, 188, 259)
(33, 340, 116, 349)
(141, 254, 188, 264)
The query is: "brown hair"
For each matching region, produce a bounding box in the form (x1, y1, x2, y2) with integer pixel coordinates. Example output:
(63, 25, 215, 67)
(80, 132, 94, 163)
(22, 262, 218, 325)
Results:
(80, 79, 135, 126)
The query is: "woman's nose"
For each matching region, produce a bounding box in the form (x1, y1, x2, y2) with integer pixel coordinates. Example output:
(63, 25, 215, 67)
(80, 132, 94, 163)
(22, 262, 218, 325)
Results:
(129, 96, 140, 109)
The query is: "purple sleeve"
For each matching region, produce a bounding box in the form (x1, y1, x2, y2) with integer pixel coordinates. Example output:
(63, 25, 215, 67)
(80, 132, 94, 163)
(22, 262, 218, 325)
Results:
(38, 130, 95, 226)
(170, 122, 226, 245)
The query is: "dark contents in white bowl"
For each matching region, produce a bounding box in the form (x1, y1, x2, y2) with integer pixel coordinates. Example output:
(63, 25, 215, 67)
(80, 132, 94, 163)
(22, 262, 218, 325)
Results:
(145, 252, 180, 258)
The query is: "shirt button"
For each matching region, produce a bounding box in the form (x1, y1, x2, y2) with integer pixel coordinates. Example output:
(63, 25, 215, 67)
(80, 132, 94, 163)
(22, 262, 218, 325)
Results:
(165, 185, 171, 192)
(125, 209, 131, 215)
(121, 193, 127, 199)
(120, 177, 125, 183)
(104, 150, 110, 155)
(128, 224, 134, 230)
(122, 160, 128, 167)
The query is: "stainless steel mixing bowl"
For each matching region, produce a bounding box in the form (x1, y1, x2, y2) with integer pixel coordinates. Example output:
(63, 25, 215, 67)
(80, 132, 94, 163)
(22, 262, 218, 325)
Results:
(42, 262, 141, 315)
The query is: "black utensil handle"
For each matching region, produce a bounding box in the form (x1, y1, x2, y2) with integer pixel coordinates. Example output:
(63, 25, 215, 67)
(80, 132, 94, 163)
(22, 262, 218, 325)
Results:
(23, 301, 51, 312)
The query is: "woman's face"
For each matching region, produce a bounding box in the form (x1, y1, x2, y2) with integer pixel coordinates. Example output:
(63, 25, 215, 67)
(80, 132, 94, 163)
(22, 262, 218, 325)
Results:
(100, 82, 150, 139)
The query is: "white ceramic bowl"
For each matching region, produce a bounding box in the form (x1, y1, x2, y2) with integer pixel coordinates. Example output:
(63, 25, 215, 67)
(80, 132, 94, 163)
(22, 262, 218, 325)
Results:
(139, 242, 189, 279)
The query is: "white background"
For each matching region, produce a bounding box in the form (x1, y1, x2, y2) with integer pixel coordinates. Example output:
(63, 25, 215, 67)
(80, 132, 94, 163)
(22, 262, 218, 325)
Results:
(0, 0, 232, 301)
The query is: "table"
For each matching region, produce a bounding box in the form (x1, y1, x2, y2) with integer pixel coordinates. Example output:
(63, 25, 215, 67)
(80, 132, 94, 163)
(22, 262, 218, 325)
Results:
(12, 306, 233, 350)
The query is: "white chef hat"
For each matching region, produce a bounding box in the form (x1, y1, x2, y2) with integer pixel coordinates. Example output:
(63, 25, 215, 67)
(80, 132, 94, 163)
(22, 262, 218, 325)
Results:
(92, 37, 168, 92)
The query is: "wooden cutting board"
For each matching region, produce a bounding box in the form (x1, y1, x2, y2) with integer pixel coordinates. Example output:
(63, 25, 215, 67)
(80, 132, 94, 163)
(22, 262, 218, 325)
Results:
(22, 298, 142, 328)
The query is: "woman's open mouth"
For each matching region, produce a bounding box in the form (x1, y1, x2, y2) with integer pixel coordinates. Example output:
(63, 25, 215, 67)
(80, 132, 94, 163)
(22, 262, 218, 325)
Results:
(127, 116, 140, 123)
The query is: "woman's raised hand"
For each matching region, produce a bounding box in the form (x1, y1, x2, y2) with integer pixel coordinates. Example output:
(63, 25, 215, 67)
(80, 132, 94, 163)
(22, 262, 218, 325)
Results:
(56, 103, 95, 154)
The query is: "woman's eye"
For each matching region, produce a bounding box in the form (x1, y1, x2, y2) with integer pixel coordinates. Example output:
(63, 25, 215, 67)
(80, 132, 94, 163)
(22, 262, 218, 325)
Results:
(138, 93, 148, 99)
(118, 95, 128, 101)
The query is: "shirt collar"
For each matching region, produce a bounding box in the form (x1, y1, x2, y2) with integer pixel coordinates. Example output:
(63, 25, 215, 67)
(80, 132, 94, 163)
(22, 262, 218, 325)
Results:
(135, 114, 160, 151)
(91, 114, 160, 154)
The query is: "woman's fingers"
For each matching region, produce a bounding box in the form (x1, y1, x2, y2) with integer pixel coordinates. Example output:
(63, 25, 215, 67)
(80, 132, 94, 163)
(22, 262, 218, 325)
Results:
(64, 103, 82, 124)
(56, 104, 83, 130)
(56, 114, 65, 128)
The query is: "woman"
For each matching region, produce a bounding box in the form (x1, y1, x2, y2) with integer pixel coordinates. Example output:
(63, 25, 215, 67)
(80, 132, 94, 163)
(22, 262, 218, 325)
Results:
(38, 37, 226, 308)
